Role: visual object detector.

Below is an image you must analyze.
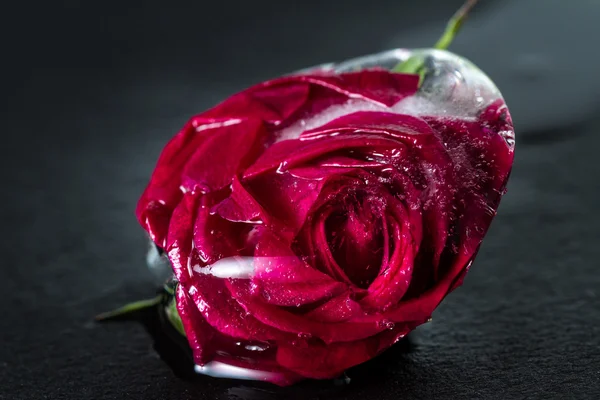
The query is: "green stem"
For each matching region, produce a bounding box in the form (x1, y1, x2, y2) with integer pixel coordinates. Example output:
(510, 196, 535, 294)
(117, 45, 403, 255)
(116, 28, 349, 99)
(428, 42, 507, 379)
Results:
(391, 0, 479, 79)
(433, 0, 479, 50)
(163, 282, 175, 296)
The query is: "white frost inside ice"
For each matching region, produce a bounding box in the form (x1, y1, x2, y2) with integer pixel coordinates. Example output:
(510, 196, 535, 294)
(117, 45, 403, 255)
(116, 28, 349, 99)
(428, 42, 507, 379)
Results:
(193, 256, 255, 279)
(275, 93, 481, 143)
(276, 100, 385, 142)
(195, 362, 281, 381)
(278, 48, 503, 142)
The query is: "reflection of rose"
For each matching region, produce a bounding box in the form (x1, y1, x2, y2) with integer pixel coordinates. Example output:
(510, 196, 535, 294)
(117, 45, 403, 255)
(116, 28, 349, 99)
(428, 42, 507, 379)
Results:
(136, 70, 514, 385)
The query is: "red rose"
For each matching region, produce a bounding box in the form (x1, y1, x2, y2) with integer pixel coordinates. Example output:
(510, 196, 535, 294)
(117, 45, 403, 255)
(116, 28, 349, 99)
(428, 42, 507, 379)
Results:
(136, 57, 514, 385)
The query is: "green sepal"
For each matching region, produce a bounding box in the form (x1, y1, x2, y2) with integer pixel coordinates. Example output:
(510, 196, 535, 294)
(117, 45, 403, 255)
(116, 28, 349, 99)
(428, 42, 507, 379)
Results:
(95, 294, 164, 321)
(164, 296, 186, 337)
(391, 0, 479, 86)
(391, 55, 427, 85)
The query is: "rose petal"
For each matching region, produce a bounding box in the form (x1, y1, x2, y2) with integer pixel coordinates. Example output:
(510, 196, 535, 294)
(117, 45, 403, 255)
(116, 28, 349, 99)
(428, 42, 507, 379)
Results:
(136, 118, 204, 248)
(299, 110, 437, 140)
(360, 215, 414, 310)
(249, 230, 348, 307)
(244, 167, 367, 237)
(192, 194, 246, 266)
(200, 71, 418, 124)
(244, 134, 404, 179)
(379, 250, 473, 323)
(178, 283, 304, 387)
(227, 278, 387, 344)
(304, 293, 363, 323)
(324, 196, 387, 288)
(199, 83, 310, 126)
(176, 283, 216, 365)
(181, 117, 265, 193)
(185, 274, 293, 342)
(243, 171, 325, 237)
(311, 207, 356, 286)
(263, 71, 419, 108)
(244, 112, 440, 179)
(249, 82, 311, 122)
(165, 192, 199, 283)
(212, 175, 269, 225)
(275, 324, 413, 379)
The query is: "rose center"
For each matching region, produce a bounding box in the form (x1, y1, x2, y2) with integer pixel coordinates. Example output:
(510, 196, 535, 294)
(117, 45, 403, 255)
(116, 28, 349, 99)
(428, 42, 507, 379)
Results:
(325, 196, 385, 288)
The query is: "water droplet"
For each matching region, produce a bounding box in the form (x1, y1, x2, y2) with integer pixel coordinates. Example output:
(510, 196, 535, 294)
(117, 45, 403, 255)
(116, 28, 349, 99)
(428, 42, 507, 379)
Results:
(394, 334, 405, 343)
(499, 129, 515, 147)
(297, 332, 312, 339)
(244, 344, 269, 352)
(334, 374, 352, 386)
(377, 319, 395, 330)
(249, 281, 260, 295)
(290, 340, 308, 348)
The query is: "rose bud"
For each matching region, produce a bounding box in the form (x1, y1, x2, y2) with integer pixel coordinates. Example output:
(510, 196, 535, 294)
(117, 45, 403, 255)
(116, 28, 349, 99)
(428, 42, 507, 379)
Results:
(99, 0, 515, 386)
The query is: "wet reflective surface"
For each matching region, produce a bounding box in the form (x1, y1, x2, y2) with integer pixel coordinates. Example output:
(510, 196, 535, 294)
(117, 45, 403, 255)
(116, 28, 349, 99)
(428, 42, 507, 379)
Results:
(3, 0, 600, 398)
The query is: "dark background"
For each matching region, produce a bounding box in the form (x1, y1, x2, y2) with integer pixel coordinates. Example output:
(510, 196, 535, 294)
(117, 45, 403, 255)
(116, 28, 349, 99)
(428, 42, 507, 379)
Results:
(2, 0, 599, 399)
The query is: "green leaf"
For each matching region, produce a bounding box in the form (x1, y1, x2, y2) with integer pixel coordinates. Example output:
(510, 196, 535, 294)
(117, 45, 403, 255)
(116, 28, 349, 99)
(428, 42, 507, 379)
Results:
(164, 297, 186, 336)
(95, 294, 164, 321)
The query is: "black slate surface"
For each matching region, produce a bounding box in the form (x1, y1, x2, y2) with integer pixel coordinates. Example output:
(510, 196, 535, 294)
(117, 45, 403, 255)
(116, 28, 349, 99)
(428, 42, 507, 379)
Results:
(2, 0, 600, 399)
